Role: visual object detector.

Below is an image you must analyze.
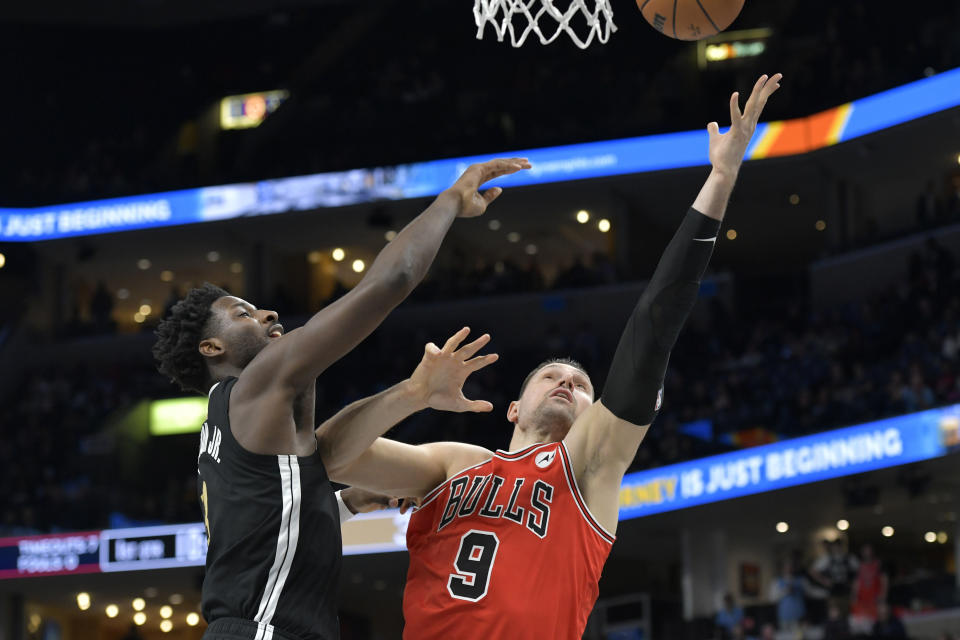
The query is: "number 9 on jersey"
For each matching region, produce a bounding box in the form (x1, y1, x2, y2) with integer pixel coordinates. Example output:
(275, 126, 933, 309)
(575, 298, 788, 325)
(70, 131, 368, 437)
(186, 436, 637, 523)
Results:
(447, 530, 500, 602)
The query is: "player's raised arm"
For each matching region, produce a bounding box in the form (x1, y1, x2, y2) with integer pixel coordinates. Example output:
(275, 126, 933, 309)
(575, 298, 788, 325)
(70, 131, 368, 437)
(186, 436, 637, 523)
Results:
(316, 327, 497, 481)
(236, 158, 528, 397)
(563, 74, 782, 533)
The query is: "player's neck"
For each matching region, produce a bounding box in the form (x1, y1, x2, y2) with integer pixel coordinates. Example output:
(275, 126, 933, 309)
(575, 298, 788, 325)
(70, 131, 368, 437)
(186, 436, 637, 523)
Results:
(508, 425, 561, 451)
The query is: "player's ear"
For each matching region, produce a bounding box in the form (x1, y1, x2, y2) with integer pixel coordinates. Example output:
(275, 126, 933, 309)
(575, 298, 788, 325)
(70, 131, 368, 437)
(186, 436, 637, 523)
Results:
(506, 400, 520, 424)
(199, 337, 225, 358)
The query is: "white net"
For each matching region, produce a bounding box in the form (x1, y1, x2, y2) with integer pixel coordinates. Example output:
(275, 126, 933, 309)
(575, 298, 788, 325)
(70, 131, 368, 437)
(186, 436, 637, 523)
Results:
(473, 0, 616, 49)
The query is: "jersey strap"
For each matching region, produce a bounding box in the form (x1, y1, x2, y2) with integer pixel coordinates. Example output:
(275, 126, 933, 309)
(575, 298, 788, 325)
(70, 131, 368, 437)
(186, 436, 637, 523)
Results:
(557, 442, 615, 545)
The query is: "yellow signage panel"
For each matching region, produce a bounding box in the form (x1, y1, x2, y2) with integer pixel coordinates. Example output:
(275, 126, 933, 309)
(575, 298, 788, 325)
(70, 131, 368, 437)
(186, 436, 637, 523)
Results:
(149, 397, 207, 435)
(220, 90, 289, 130)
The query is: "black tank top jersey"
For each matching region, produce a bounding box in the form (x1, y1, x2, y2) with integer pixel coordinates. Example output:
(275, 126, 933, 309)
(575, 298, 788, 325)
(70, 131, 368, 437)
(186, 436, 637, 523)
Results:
(198, 377, 341, 640)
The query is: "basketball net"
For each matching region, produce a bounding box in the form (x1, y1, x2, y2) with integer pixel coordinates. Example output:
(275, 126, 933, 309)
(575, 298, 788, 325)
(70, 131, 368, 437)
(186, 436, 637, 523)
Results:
(473, 0, 616, 49)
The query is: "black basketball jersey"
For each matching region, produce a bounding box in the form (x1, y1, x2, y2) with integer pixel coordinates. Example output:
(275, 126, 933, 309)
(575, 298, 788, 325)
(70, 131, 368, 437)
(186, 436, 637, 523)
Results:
(198, 377, 341, 640)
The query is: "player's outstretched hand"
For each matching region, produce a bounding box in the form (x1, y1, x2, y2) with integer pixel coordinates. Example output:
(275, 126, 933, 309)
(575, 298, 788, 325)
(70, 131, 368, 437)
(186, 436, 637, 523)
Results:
(407, 327, 498, 413)
(707, 73, 782, 176)
(446, 157, 531, 218)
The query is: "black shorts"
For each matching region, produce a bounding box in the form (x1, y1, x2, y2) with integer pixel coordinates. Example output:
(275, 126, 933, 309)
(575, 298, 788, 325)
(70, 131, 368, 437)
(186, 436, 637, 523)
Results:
(203, 618, 304, 640)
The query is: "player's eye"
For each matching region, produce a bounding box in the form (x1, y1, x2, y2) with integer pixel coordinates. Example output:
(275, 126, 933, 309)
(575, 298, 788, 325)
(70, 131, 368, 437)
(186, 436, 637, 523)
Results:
(238, 311, 251, 318)
(576, 384, 586, 390)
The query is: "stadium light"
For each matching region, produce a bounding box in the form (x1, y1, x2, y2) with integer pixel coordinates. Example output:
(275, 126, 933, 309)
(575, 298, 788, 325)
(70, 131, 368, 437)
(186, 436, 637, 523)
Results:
(169, 594, 183, 605)
(160, 620, 173, 633)
(488, 219, 501, 231)
(206, 251, 220, 263)
(726, 229, 738, 240)
(598, 219, 611, 233)
(77, 593, 91, 610)
(230, 262, 244, 273)
(938, 531, 949, 544)
(881, 526, 894, 537)
(384, 230, 397, 242)
(775, 521, 789, 533)
(507, 232, 521, 243)
(132, 598, 146, 612)
(351, 259, 366, 273)
(137, 259, 151, 270)
(0, 252, 5, 269)
(925, 531, 937, 543)
(576, 210, 590, 224)
(332, 248, 345, 262)
(160, 270, 174, 282)
(815, 220, 827, 231)
(106, 604, 119, 618)
(134, 612, 147, 626)
(836, 519, 849, 531)
(160, 606, 173, 619)
(186, 613, 200, 626)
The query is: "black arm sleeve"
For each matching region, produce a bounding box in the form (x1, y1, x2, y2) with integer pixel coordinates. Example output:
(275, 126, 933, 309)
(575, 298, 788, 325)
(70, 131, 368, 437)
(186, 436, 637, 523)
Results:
(600, 207, 721, 425)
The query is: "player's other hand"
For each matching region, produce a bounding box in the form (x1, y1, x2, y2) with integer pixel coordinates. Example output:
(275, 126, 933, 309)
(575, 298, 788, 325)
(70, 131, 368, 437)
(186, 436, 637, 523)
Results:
(444, 157, 531, 218)
(399, 497, 422, 515)
(341, 487, 402, 514)
(707, 73, 782, 176)
(406, 327, 498, 413)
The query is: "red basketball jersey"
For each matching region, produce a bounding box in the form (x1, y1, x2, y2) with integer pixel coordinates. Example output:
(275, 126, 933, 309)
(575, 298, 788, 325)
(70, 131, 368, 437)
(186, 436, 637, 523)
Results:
(403, 441, 615, 639)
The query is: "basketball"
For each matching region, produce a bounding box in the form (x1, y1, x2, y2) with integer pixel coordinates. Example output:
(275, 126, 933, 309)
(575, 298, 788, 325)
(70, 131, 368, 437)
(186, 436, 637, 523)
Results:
(637, 0, 746, 40)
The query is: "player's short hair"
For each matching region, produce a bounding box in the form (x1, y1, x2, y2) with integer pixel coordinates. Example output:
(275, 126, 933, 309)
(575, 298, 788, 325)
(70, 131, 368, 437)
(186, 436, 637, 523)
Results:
(153, 283, 230, 394)
(519, 357, 590, 397)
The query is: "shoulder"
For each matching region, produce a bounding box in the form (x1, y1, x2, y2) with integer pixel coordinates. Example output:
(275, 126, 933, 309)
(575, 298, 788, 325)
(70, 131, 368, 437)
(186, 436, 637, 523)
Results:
(421, 442, 493, 478)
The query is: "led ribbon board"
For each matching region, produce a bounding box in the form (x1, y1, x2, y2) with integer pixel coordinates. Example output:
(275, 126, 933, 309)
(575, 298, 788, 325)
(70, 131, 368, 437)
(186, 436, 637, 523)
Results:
(618, 403, 957, 520)
(0, 405, 956, 579)
(2, 67, 959, 242)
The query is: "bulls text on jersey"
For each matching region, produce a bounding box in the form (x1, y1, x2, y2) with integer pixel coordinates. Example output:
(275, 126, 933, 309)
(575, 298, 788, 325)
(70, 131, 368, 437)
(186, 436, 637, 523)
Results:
(437, 474, 554, 539)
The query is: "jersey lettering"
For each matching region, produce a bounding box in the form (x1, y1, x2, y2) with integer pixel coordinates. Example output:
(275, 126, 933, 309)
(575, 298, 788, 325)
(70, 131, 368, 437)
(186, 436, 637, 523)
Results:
(437, 475, 552, 538)
(458, 475, 490, 517)
(439, 477, 469, 531)
(527, 480, 554, 538)
(504, 478, 525, 524)
(198, 422, 222, 464)
(478, 476, 505, 518)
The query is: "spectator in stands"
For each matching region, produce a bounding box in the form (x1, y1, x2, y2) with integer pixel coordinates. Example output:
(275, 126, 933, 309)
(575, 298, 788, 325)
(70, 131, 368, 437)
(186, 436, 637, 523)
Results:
(811, 539, 859, 614)
(823, 600, 852, 640)
(770, 558, 807, 632)
(871, 602, 907, 639)
(851, 544, 887, 626)
(757, 624, 776, 640)
(715, 593, 745, 639)
(90, 281, 116, 334)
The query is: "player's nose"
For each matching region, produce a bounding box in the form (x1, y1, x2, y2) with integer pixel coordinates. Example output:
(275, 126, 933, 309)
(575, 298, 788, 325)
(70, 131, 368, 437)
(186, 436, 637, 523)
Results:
(260, 309, 278, 325)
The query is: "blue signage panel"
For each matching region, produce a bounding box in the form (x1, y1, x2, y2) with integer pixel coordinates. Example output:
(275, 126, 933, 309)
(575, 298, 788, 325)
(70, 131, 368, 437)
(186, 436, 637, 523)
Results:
(618, 404, 957, 520)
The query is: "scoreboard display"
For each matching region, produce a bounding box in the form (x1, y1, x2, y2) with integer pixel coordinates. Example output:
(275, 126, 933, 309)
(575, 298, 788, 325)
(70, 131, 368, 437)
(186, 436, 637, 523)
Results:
(100, 524, 207, 572)
(0, 511, 409, 579)
(0, 532, 101, 579)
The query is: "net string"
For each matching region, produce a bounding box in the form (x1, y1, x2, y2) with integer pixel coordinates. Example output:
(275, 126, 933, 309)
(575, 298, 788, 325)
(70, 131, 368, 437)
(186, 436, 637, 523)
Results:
(474, 0, 616, 49)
